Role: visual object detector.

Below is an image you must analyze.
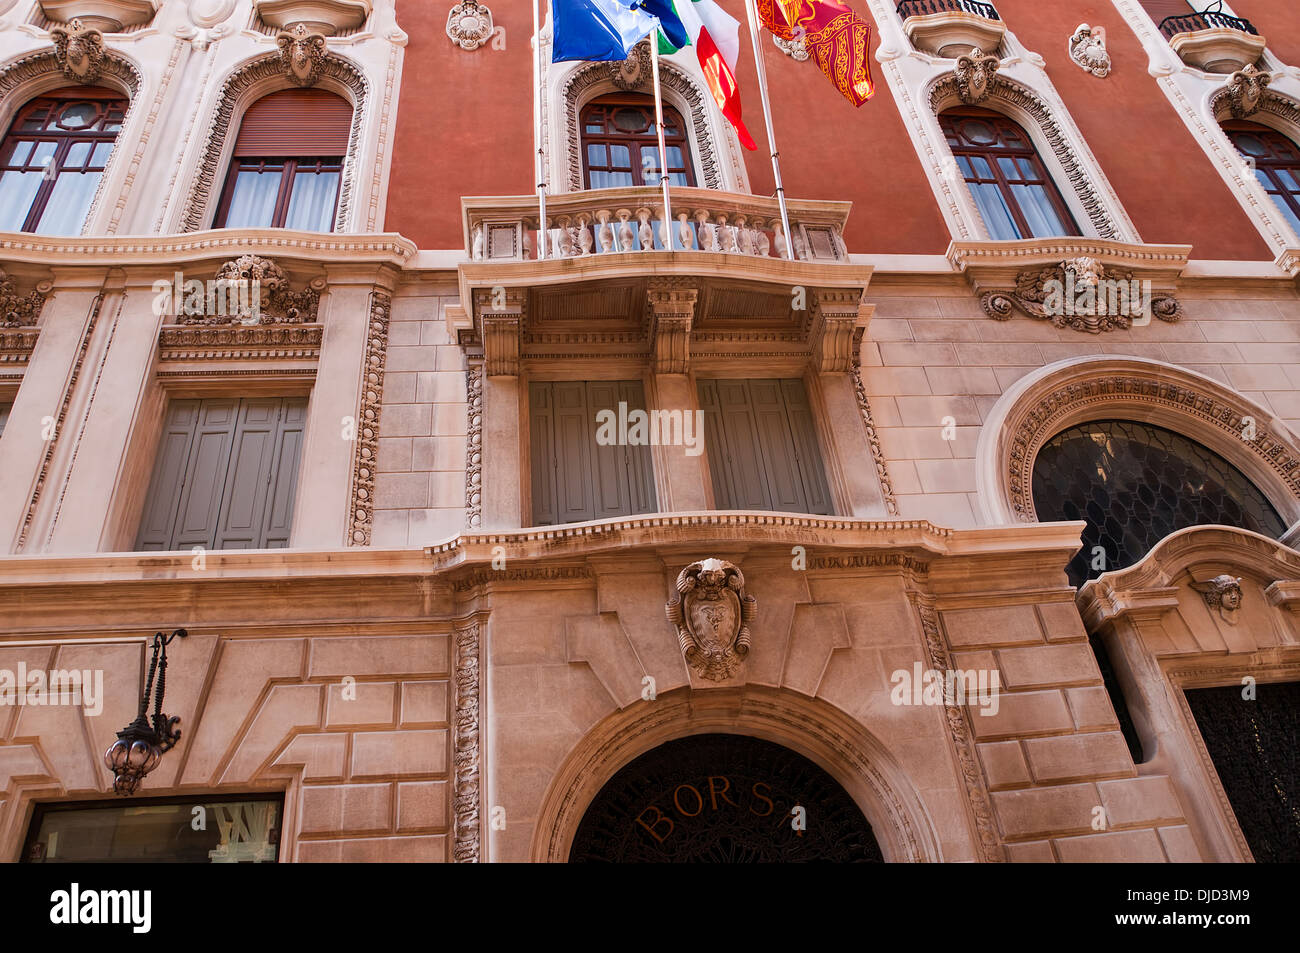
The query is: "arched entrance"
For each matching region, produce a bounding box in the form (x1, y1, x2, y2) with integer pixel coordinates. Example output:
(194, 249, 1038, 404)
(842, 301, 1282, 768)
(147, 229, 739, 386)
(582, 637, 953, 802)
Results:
(569, 733, 884, 862)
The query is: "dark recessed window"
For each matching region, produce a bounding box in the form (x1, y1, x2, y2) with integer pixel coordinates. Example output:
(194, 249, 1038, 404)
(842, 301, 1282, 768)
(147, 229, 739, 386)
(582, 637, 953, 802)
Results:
(939, 108, 1080, 240)
(0, 88, 126, 235)
(215, 88, 351, 231)
(1032, 419, 1286, 586)
(1225, 121, 1300, 237)
(580, 94, 695, 189)
(23, 794, 283, 862)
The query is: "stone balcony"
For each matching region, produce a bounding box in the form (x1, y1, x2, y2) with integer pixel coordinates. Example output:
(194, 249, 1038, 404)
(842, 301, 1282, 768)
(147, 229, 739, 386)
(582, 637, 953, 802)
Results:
(254, 0, 372, 34)
(896, 0, 1004, 59)
(1159, 10, 1265, 74)
(463, 186, 852, 264)
(38, 0, 158, 31)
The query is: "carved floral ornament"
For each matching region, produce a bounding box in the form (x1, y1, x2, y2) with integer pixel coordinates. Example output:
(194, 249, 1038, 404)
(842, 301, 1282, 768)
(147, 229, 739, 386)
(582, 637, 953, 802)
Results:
(980, 257, 1182, 334)
(666, 558, 756, 681)
(1068, 24, 1110, 78)
(172, 254, 323, 326)
(277, 22, 327, 87)
(51, 18, 106, 85)
(1224, 63, 1271, 120)
(0, 270, 51, 328)
(446, 0, 494, 52)
(954, 48, 999, 106)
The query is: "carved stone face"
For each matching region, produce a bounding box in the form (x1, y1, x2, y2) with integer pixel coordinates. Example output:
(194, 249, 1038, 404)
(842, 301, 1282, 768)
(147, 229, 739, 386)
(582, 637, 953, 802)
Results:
(1221, 585, 1243, 611)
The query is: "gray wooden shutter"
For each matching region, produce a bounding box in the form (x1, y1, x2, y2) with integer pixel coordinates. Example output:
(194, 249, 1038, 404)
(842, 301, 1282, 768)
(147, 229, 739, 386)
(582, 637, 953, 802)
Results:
(214, 396, 307, 549)
(698, 378, 833, 515)
(166, 399, 240, 551)
(529, 382, 559, 526)
(620, 380, 657, 515)
(135, 399, 203, 551)
(0, 402, 11, 438)
(554, 381, 596, 523)
(262, 397, 307, 548)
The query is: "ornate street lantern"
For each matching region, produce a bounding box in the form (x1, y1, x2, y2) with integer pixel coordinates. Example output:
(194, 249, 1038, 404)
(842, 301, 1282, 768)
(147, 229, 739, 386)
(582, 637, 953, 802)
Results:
(104, 629, 187, 795)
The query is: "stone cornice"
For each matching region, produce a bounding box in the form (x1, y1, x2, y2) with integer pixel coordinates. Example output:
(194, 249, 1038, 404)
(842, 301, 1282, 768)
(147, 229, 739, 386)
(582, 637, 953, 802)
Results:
(947, 238, 1192, 290)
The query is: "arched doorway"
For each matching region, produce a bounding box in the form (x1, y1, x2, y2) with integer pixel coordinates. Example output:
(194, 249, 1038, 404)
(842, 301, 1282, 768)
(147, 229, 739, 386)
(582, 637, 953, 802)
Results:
(569, 733, 884, 862)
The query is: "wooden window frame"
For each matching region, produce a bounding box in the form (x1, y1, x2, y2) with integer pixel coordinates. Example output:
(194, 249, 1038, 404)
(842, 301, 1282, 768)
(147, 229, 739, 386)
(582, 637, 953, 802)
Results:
(213, 156, 343, 230)
(579, 94, 696, 189)
(940, 107, 1081, 240)
(1224, 120, 1300, 230)
(0, 88, 126, 233)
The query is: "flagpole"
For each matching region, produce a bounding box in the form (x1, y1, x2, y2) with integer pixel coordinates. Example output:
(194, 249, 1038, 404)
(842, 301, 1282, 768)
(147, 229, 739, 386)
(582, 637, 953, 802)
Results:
(742, 0, 794, 261)
(648, 28, 676, 250)
(532, 0, 548, 259)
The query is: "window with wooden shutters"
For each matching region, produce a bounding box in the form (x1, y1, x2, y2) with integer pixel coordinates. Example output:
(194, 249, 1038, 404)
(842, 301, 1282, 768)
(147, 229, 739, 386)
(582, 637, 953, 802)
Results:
(529, 380, 657, 526)
(135, 396, 307, 551)
(698, 378, 833, 515)
(214, 89, 351, 231)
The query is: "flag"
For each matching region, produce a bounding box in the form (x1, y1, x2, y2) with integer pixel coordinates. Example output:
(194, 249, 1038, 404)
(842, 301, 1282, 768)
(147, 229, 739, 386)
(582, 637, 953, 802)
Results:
(756, 0, 875, 107)
(552, 0, 659, 62)
(655, 0, 758, 150)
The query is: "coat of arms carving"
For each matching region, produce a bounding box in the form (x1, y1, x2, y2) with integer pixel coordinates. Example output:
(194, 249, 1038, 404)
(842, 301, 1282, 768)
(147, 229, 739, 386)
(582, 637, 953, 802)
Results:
(666, 558, 756, 681)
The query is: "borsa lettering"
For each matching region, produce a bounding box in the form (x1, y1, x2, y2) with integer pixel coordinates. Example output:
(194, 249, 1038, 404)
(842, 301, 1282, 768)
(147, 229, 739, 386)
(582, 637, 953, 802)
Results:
(635, 777, 775, 843)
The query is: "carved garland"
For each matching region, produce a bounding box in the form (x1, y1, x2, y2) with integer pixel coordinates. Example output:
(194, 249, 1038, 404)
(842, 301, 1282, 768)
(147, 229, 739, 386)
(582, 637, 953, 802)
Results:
(929, 76, 1120, 240)
(179, 53, 368, 233)
(346, 291, 390, 546)
(562, 57, 722, 192)
(1006, 376, 1300, 523)
(852, 352, 900, 517)
(465, 362, 483, 529)
(453, 620, 482, 863)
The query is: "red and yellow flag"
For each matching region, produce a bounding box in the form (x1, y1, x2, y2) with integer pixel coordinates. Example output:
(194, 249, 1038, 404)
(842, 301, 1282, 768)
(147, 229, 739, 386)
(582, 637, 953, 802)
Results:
(757, 0, 875, 107)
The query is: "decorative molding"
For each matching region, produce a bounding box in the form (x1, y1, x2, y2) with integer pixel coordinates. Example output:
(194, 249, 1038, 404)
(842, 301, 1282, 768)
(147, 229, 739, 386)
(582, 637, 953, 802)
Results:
(157, 323, 323, 360)
(562, 56, 722, 192)
(50, 18, 106, 84)
(452, 620, 482, 863)
(1068, 24, 1110, 78)
(446, 0, 493, 51)
(169, 254, 323, 326)
(465, 362, 482, 529)
(929, 76, 1122, 240)
(276, 23, 327, 87)
(1221, 63, 1271, 119)
(851, 365, 900, 517)
(0, 327, 40, 365)
(809, 288, 868, 372)
(772, 33, 808, 61)
(179, 53, 368, 233)
(475, 286, 524, 378)
(0, 271, 50, 327)
(954, 47, 999, 105)
(666, 558, 756, 681)
(978, 257, 1182, 333)
(913, 597, 1003, 862)
(451, 565, 593, 593)
(646, 279, 695, 374)
(345, 291, 390, 546)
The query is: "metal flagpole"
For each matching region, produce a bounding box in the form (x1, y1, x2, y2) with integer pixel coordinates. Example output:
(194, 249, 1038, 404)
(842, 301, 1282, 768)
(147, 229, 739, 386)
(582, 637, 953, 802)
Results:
(532, 0, 548, 259)
(648, 27, 676, 250)
(742, 0, 794, 260)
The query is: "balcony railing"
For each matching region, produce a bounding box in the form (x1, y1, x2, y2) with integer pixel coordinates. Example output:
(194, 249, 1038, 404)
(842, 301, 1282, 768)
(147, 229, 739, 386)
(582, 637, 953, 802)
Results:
(1158, 11, 1258, 41)
(464, 186, 851, 263)
(896, 0, 999, 22)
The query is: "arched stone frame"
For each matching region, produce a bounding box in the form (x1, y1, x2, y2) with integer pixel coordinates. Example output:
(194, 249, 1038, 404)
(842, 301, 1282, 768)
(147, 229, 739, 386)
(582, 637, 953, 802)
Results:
(529, 686, 943, 863)
(176, 52, 370, 233)
(0, 49, 142, 236)
(548, 53, 749, 195)
(975, 355, 1300, 533)
(925, 73, 1130, 242)
(1207, 86, 1300, 249)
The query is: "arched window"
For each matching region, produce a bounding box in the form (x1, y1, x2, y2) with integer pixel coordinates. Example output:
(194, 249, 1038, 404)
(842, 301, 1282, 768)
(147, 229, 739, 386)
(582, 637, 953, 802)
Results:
(0, 88, 126, 235)
(1032, 419, 1286, 587)
(939, 108, 1080, 240)
(579, 94, 695, 189)
(215, 89, 351, 231)
(1224, 120, 1300, 236)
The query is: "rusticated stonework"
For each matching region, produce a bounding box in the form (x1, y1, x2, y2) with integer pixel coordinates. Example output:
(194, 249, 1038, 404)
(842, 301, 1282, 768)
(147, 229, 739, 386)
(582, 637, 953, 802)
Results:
(1007, 376, 1300, 522)
(914, 598, 1003, 863)
(453, 621, 482, 863)
(929, 76, 1121, 240)
(465, 362, 483, 529)
(179, 53, 368, 232)
(979, 258, 1182, 333)
(563, 58, 722, 192)
(346, 291, 391, 546)
(666, 558, 756, 681)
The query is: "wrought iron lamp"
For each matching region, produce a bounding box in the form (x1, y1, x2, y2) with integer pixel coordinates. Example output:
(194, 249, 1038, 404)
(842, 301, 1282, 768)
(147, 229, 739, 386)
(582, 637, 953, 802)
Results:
(104, 628, 187, 795)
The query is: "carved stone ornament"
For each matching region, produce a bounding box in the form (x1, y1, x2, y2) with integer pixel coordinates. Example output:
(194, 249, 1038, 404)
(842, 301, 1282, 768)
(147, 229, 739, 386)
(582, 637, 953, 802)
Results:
(175, 254, 322, 326)
(0, 270, 50, 328)
(276, 22, 327, 87)
(50, 18, 106, 85)
(610, 40, 651, 91)
(1191, 574, 1244, 623)
(446, 0, 493, 51)
(40, 0, 158, 33)
(1068, 23, 1110, 78)
(773, 33, 809, 62)
(665, 558, 756, 681)
(954, 48, 999, 106)
(1225, 63, 1271, 119)
(980, 257, 1182, 333)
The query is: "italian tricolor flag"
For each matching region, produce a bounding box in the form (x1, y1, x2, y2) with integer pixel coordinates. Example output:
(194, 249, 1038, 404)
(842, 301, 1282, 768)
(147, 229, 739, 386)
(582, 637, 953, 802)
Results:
(656, 0, 758, 151)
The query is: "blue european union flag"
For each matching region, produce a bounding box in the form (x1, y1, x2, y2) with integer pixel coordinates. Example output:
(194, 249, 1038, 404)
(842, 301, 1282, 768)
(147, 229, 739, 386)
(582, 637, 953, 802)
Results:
(552, 0, 658, 62)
